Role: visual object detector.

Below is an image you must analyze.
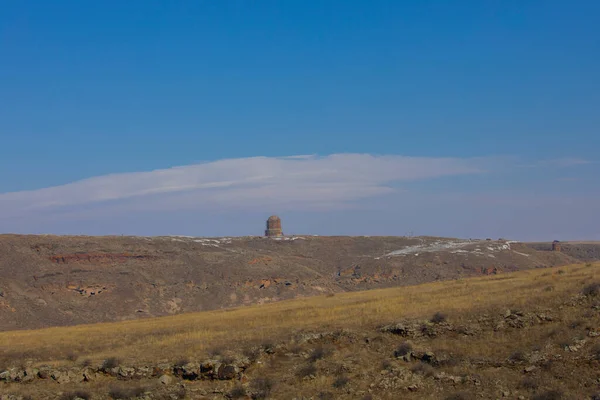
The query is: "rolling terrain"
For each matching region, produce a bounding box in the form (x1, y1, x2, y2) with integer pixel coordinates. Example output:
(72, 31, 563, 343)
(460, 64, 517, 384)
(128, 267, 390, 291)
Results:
(0, 234, 594, 331)
(0, 262, 599, 399)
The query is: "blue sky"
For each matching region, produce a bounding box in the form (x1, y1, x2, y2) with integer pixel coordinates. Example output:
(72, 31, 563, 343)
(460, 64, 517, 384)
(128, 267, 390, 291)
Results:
(0, 1, 598, 240)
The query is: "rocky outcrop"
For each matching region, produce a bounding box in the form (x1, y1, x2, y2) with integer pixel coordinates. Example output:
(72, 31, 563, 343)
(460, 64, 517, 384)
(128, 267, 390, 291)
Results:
(49, 253, 153, 264)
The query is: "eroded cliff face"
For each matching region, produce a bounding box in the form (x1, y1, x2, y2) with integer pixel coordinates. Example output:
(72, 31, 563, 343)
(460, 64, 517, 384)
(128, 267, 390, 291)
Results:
(0, 234, 587, 331)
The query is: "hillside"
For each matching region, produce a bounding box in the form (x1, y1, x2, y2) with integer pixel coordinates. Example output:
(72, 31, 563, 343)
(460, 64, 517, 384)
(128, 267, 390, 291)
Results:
(1, 262, 599, 399)
(0, 234, 592, 331)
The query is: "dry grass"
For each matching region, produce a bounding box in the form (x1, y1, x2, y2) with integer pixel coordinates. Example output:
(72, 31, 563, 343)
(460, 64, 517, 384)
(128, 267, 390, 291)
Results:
(1, 263, 598, 367)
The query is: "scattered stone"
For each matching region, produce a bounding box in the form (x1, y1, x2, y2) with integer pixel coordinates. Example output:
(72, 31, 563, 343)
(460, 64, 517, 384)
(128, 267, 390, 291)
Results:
(159, 374, 173, 385)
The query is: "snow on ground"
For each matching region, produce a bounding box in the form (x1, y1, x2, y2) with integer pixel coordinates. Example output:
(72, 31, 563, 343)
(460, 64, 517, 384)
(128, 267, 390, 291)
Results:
(271, 236, 306, 241)
(379, 239, 524, 259)
(382, 240, 475, 257)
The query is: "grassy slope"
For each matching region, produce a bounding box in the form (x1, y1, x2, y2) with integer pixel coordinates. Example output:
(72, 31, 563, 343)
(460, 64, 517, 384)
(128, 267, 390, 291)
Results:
(2, 262, 598, 366)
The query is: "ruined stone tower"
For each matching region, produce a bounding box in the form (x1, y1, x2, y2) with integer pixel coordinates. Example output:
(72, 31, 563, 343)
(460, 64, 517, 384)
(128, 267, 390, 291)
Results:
(552, 240, 561, 252)
(265, 215, 283, 237)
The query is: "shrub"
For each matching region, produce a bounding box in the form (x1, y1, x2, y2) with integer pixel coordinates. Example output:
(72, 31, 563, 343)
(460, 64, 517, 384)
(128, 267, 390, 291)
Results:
(520, 377, 539, 390)
(229, 386, 247, 399)
(445, 394, 471, 400)
(251, 377, 274, 400)
(411, 362, 434, 377)
(174, 358, 189, 367)
(431, 312, 447, 324)
(308, 346, 332, 362)
(393, 342, 412, 357)
(318, 392, 335, 400)
(209, 347, 224, 357)
(583, 283, 600, 297)
(66, 352, 78, 362)
(532, 390, 563, 400)
(332, 375, 349, 388)
(296, 363, 317, 378)
(591, 343, 600, 361)
(221, 354, 236, 364)
(508, 351, 527, 363)
(81, 359, 92, 368)
(60, 392, 91, 400)
(108, 386, 145, 399)
(381, 359, 393, 370)
(102, 357, 120, 370)
(243, 346, 261, 362)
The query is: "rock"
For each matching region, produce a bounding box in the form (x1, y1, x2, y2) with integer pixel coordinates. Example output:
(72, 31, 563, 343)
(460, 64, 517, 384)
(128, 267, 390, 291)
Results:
(22, 367, 38, 383)
(524, 366, 537, 373)
(407, 384, 419, 391)
(159, 374, 173, 385)
(118, 366, 136, 380)
(503, 309, 512, 318)
(37, 367, 51, 380)
(174, 362, 199, 380)
(217, 364, 237, 380)
(51, 370, 70, 384)
(502, 391, 510, 397)
(411, 350, 435, 363)
(0, 370, 10, 382)
(82, 368, 96, 382)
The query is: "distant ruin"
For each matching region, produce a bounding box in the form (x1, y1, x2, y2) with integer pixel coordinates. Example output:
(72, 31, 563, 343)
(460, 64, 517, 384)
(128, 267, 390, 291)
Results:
(552, 240, 561, 252)
(265, 215, 283, 237)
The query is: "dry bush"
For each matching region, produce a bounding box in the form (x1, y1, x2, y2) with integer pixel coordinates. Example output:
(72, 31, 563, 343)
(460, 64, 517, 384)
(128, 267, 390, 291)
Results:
(66, 352, 78, 362)
(591, 343, 600, 361)
(229, 386, 247, 399)
(508, 350, 528, 363)
(208, 347, 224, 357)
(102, 357, 120, 370)
(381, 359, 393, 370)
(411, 362, 434, 377)
(393, 342, 412, 357)
(520, 377, 539, 390)
(431, 312, 447, 324)
(60, 391, 91, 400)
(108, 386, 145, 399)
(174, 358, 189, 367)
(243, 346, 261, 362)
(583, 283, 600, 297)
(308, 346, 332, 363)
(251, 377, 274, 400)
(296, 363, 317, 378)
(445, 393, 472, 400)
(332, 374, 350, 388)
(532, 390, 563, 400)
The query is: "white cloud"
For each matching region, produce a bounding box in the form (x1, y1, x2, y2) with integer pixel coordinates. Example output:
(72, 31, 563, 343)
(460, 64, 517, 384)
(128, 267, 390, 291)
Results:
(0, 154, 485, 219)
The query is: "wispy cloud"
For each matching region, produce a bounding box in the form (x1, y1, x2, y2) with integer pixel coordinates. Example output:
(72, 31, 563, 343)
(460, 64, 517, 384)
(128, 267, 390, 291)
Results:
(521, 157, 595, 168)
(0, 154, 484, 219)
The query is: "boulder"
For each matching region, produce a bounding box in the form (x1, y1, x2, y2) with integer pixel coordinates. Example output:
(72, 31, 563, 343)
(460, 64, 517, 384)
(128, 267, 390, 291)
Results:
(174, 362, 199, 380)
(159, 374, 173, 385)
(217, 364, 237, 380)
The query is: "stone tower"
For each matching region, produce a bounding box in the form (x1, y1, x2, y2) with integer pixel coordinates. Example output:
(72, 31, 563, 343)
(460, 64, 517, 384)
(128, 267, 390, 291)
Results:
(552, 240, 561, 252)
(265, 215, 283, 237)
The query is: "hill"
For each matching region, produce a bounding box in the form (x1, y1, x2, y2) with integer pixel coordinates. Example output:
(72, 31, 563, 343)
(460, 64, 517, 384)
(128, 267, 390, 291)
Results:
(0, 234, 589, 331)
(0, 235, 584, 331)
(0, 262, 599, 399)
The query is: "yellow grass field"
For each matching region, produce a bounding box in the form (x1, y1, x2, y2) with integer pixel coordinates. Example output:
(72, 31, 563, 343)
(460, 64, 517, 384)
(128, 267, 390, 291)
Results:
(1, 262, 598, 367)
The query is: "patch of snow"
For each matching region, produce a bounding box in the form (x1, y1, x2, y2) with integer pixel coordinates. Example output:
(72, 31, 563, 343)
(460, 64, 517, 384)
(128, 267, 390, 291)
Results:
(383, 240, 473, 257)
(512, 251, 531, 257)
